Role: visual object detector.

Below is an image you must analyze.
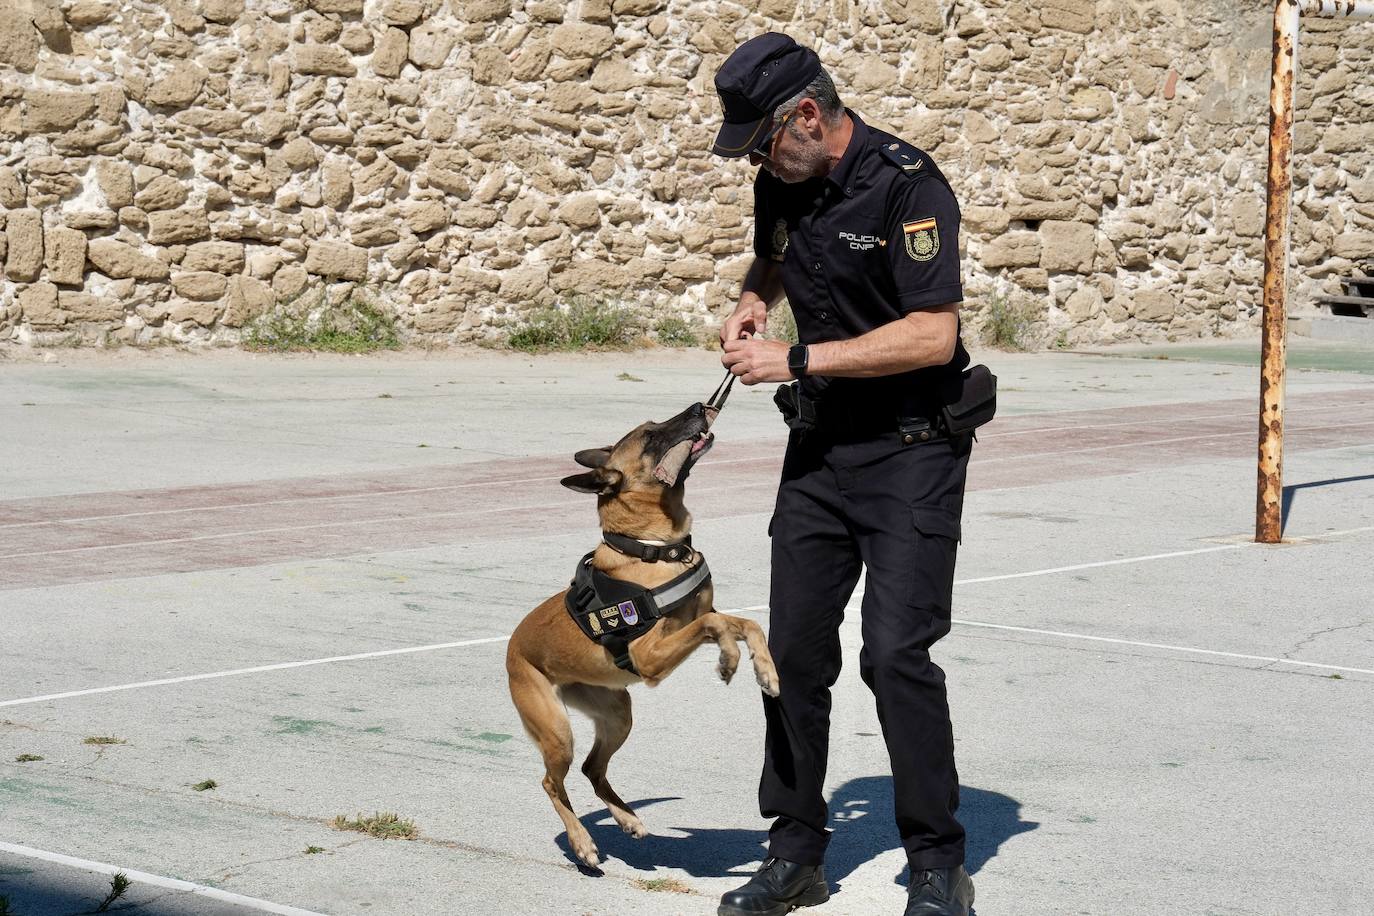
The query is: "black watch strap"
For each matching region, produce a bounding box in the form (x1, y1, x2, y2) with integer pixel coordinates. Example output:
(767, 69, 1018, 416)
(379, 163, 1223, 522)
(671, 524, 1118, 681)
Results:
(788, 344, 809, 379)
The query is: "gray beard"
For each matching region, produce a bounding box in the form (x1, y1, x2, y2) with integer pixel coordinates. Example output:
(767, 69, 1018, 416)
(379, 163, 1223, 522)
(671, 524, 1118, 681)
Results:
(769, 131, 831, 184)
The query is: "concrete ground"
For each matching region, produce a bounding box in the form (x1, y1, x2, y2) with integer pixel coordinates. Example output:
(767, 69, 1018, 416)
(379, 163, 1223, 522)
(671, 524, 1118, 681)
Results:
(1, 336, 1371, 916)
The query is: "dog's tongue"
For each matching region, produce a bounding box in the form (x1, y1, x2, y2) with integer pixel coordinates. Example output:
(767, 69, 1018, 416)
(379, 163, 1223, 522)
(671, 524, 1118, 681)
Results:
(653, 439, 694, 487)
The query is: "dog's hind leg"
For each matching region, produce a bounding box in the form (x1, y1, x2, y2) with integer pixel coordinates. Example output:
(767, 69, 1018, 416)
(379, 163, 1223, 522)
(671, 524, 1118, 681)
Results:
(560, 684, 647, 840)
(507, 657, 601, 867)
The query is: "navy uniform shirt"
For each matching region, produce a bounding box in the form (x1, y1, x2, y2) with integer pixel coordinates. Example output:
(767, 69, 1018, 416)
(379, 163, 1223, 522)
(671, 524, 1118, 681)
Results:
(753, 110, 969, 407)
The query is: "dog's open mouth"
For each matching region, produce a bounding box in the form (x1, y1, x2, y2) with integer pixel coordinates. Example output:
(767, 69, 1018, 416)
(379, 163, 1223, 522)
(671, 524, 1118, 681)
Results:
(654, 430, 713, 486)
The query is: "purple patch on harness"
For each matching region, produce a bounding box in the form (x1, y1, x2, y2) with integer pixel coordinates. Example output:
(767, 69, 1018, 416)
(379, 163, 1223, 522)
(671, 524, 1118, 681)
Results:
(618, 600, 639, 625)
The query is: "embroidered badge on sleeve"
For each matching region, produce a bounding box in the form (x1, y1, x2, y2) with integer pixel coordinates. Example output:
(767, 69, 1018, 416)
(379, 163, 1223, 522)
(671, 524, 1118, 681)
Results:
(771, 218, 789, 262)
(902, 217, 939, 262)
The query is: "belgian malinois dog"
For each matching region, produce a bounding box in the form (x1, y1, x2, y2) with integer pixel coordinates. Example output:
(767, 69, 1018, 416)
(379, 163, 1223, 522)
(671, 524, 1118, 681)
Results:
(506, 399, 779, 868)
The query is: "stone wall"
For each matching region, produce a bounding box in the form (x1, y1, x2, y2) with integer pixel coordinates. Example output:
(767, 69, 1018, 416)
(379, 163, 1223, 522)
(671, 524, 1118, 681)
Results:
(1, 0, 1372, 347)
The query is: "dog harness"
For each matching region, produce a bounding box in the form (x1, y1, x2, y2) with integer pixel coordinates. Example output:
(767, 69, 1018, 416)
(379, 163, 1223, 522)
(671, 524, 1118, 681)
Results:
(564, 542, 712, 675)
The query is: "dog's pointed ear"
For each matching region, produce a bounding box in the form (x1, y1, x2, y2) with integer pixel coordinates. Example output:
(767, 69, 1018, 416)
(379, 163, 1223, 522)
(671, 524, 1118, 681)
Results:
(574, 447, 613, 469)
(560, 468, 624, 496)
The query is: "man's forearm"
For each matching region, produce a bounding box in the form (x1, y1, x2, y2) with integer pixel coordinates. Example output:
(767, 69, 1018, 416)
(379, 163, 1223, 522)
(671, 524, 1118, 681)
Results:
(741, 257, 785, 309)
(807, 304, 960, 378)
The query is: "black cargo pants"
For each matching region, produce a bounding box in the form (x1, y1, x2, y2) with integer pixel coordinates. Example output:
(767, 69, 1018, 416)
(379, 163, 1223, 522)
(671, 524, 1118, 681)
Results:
(760, 426, 971, 869)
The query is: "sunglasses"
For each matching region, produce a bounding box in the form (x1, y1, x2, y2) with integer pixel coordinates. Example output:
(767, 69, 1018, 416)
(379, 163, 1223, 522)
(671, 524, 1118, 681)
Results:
(752, 108, 796, 159)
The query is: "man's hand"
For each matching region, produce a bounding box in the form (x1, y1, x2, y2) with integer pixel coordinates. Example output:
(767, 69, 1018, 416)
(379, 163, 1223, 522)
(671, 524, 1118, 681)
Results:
(720, 293, 769, 345)
(722, 336, 793, 385)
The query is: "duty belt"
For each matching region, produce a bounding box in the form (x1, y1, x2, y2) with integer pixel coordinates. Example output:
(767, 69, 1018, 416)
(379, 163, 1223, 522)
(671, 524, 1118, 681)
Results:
(774, 382, 942, 442)
(564, 550, 712, 675)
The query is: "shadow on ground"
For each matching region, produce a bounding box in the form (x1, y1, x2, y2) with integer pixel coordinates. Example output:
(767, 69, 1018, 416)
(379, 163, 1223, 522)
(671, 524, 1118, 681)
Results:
(1281, 473, 1374, 535)
(0, 871, 245, 916)
(560, 777, 1037, 887)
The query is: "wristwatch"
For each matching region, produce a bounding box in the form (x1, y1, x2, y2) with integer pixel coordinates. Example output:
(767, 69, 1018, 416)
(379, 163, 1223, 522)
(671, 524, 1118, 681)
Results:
(787, 344, 809, 379)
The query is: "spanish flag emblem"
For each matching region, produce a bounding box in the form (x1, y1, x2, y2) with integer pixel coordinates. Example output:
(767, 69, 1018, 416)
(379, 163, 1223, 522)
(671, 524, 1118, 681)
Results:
(901, 217, 940, 262)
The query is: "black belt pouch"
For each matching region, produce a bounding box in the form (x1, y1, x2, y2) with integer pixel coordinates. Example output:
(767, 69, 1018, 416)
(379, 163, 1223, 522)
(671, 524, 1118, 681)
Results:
(938, 364, 997, 435)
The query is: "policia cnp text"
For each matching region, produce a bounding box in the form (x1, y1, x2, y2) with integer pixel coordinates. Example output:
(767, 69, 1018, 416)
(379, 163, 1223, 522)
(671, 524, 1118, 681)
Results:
(714, 34, 994, 916)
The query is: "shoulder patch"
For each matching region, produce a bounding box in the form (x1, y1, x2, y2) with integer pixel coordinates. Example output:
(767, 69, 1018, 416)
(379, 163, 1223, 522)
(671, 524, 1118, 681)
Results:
(879, 142, 932, 180)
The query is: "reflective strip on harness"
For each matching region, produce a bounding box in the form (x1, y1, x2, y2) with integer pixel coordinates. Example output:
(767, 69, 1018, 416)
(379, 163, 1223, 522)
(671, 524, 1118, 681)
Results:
(652, 563, 710, 608)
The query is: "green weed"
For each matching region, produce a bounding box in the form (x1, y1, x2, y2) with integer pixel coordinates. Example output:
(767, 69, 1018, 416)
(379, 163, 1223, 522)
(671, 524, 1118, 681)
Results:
(633, 877, 693, 893)
(244, 287, 400, 353)
(192, 779, 218, 792)
(330, 811, 418, 840)
(83, 736, 125, 746)
(616, 371, 644, 382)
(653, 317, 700, 347)
(304, 846, 325, 854)
(14, 754, 43, 763)
(93, 873, 130, 913)
(980, 292, 1041, 351)
(504, 297, 642, 352)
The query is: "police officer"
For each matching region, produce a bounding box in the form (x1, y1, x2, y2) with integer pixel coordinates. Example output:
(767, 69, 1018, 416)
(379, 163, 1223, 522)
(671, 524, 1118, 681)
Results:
(713, 34, 976, 916)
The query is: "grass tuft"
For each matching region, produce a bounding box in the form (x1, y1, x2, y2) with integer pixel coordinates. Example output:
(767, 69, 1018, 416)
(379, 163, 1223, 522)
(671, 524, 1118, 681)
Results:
(616, 371, 644, 382)
(633, 877, 693, 894)
(192, 779, 218, 792)
(93, 873, 130, 913)
(504, 297, 642, 352)
(244, 287, 400, 353)
(652, 317, 700, 348)
(330, 811, 418, 840)
(304, 846, 325, 854)
(979, 292, 1041, 351)
(83, 736, 125, 746)
(15, 754, 43, 762)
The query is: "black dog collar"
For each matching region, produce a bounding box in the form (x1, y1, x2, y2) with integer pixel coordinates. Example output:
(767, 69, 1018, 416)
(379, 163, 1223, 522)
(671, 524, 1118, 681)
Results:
(602, 531, 694, 563)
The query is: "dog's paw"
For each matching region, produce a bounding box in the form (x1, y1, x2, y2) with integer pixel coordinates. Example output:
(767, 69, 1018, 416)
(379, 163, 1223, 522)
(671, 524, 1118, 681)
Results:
(571, 834, 601, 868)
(621, 817, 648, 839)
(717, 646, 740, 684)
(755, 662, 781, 698)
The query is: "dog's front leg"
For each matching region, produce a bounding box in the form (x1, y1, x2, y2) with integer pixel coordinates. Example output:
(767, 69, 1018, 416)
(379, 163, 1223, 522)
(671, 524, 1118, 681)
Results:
(630, 616, 725, 687)
(714, 613, 779, 697)
(632, 614, 779, 697)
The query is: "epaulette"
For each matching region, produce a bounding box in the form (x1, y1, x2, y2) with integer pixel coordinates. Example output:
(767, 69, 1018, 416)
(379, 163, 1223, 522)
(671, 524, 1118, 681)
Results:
(878, 140, 933, 180)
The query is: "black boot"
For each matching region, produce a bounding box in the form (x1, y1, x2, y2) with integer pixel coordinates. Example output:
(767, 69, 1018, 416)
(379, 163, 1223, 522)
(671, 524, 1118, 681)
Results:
(718, 856, 829, 916)
(904, 865, 974, 916)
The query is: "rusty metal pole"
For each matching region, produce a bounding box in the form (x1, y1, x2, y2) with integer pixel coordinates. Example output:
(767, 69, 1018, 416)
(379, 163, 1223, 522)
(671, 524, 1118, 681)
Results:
(1259, 3, 1374, 543)
(1256, 0, 1301, 544)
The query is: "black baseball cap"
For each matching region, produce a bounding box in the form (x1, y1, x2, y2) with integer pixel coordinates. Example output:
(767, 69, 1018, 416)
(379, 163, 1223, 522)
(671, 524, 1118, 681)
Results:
(712, 33, 822, 158)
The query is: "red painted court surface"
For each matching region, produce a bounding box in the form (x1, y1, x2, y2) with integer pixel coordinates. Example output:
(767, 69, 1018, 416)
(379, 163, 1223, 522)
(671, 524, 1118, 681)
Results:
(4, 388, 1372, 592)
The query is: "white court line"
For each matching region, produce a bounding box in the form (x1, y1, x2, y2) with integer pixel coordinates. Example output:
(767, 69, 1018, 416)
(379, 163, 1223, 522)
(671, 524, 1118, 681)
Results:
(3, 527, 1372, 709)
(954, 544, 1246, 583)
(949, 620, 1374, 676)
(0, 637, 511, 708)
(0, 842, 327, 916)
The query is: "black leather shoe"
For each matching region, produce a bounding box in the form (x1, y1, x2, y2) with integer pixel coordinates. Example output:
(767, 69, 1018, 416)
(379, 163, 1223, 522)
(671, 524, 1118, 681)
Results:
(718, 857, 829, 916)
(904, 865, 974, 915)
